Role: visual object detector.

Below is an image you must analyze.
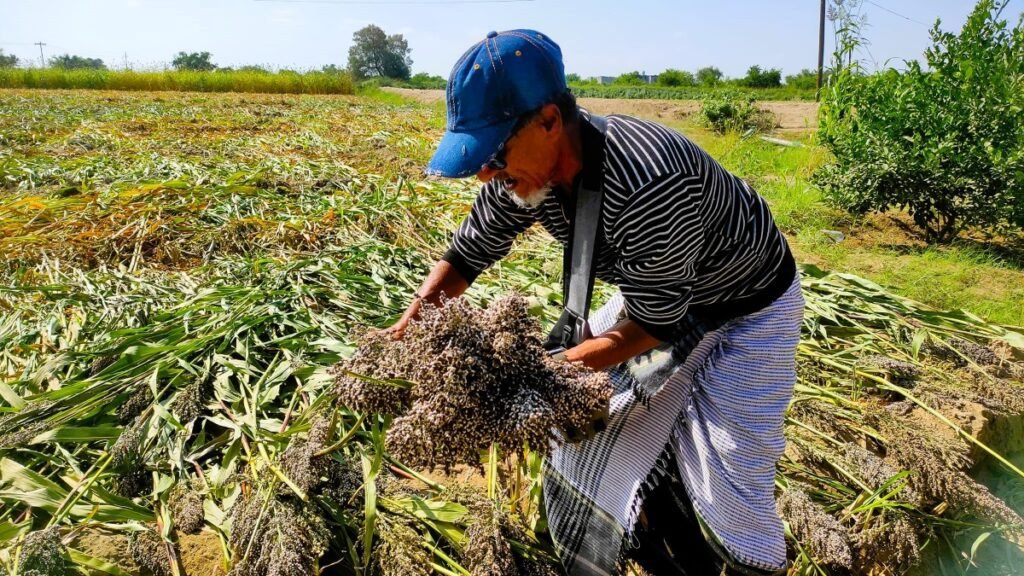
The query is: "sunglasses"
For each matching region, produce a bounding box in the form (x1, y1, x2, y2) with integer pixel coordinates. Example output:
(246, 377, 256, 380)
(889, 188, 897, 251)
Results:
(484, 144, 510, 171)
(481, 109, 540, 172)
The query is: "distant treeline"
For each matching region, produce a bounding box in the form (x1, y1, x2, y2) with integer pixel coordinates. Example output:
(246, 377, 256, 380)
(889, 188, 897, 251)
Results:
(569, 84, 816, 101)
(0, 68, 354, 95)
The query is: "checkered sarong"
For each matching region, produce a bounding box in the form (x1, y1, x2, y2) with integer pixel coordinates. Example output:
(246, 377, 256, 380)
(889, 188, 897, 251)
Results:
(543, 274, 803, 575)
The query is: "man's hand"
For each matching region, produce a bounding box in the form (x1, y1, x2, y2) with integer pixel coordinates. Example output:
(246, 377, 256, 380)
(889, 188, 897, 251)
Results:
(375, 260, 470, 342)
(373, 320, 409, 341)
(563, 318, 661, 371)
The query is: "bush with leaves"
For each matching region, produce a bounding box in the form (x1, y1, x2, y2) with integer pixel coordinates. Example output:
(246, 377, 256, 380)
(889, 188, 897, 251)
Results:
(657, 68, 695, 87)
(815, 0, 1024, 242)
(785, 68, 825, 90)
(612, 71, 648, 86)
(49, 54, 106, 70)
(741, 65, 782, 88)
(0, 49, 17, 69)
(172, 51, 216, 71)
(696, 66, 723, 87)
(699, 92, 775, 134)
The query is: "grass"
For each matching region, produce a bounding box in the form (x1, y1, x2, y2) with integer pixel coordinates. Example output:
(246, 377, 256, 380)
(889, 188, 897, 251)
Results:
(0, 88, 1022, 575)
(0, 68, 355, 94)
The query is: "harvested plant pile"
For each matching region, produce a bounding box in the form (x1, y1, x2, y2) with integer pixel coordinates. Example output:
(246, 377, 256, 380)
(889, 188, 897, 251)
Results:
(0, 91, 1022, 575)
(332, 295, 613, 469)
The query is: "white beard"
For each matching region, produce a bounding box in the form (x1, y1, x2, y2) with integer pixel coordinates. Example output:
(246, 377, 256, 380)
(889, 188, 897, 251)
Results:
(506, 182, 553, 209)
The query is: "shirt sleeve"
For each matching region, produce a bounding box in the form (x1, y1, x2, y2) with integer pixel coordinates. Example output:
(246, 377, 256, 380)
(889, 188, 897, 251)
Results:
(611, 172, 705, 342)
(442, 181, 536, 283)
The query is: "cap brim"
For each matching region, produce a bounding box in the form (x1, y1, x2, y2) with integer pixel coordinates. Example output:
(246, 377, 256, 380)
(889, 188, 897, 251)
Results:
(426, 117, 518, 178)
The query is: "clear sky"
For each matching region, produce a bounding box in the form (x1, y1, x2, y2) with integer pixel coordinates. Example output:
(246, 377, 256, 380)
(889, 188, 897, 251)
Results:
(1, 1, 1020, 79)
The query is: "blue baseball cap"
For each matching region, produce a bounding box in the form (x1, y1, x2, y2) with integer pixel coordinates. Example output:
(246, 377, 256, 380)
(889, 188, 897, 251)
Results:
(426, 29, 567, 178)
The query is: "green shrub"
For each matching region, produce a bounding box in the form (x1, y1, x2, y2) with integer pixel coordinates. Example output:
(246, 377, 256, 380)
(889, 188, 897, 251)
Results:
(815, 0, 1024, 242)
(740, 65, 782, 88)
(613, 71, 648, 86)
(699, 92, 775, 134)
(657, 69, 695, 87)
(785, 68, 824, 90)
(696, 66, 723, 87)
(407, 72, 445, 89)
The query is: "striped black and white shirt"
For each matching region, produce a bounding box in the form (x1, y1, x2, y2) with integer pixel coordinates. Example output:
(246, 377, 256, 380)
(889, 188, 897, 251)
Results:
(442, 111, 796, 343)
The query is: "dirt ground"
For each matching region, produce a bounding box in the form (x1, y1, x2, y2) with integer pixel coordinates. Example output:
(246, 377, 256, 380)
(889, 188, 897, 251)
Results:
(382, 87, 819, 132)
(73, 528, 227, 576)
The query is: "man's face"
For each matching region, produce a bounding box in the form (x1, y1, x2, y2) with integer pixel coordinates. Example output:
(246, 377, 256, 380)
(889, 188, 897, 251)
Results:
(476, 105, 561, 208)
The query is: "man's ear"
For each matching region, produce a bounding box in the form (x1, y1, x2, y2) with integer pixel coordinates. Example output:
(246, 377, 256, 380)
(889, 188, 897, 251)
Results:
(539, 103, 562, 135)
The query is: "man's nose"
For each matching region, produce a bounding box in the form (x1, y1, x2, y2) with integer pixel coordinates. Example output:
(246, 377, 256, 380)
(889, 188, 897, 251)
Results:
(477, 165, 499, 182)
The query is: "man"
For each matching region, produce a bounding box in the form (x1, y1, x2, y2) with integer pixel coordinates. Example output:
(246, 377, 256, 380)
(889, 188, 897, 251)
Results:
(388, 30, 803, 576)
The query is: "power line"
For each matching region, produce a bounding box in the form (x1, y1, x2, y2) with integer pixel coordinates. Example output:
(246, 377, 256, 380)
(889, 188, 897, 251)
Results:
(862, 0, 929, 26)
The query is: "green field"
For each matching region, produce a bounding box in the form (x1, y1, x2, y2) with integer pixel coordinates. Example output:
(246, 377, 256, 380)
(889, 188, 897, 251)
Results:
(0, 68, 355, 95)
(1, 89, 1022, 575)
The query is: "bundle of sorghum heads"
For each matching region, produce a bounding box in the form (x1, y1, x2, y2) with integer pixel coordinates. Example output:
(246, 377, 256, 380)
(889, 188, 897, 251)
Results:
(441, 484, 563, 576)
(776, 486, 852, 570)
(129, 528, 170, 576)
(18, 527, 69, 576)
(228, 488, 330, 576)
(170, 379, 207, 425)
(863, 355, 920, 388)
(278, 416, 338, 495)
(874, 410, 1024, 527)
(922, 337, 1000, 367)
(332, 295, 612, 469)
(851, 514, 920, 572)
(109, 415, 152, 498)
(374, 517, 433, 576)
(169, 481, 205, 535)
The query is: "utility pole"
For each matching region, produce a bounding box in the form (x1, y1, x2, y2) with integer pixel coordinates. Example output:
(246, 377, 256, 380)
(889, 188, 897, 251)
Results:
(124, 52, 129, 71)
(816, 0, 826, 102)
(34, 41, 47, 68)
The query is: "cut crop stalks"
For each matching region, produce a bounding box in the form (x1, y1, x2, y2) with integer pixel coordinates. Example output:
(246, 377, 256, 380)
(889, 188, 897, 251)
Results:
(1, 91, 1022, 575)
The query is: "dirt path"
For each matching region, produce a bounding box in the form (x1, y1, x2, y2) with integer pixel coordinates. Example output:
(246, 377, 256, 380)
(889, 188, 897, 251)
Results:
(382, 87, 818, 131)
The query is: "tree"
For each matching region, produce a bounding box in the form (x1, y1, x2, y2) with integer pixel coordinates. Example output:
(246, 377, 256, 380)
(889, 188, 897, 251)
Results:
(613, 71, 647, 86)
(321, 64, 347, 75)
(696, 66, 723, 86)
(49, 54, 106, 70)
(657, 69, 695, 87)
(815, 0, 1024, 242)
(741, 65, 782, 88)
(785, 68, 824, 90)
(565, 73, 582, 83)
(408, 72, 446, 89)
(237, 65, 271, 74)
(172, 51, 216, 71)
(0, 49, 18, 69)
(347, 25, 412, 80)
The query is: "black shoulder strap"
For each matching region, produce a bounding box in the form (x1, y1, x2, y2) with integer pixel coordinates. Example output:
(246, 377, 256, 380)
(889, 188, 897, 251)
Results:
(545, 114, 608, 352)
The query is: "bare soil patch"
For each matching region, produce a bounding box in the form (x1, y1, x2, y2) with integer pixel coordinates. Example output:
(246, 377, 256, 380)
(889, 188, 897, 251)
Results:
(73, 528, 227, 575)
(382, 87, 818, 131)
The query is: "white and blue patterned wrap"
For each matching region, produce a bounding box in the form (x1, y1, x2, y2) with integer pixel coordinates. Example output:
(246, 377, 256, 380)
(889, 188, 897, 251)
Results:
(543, 274, 804, 575)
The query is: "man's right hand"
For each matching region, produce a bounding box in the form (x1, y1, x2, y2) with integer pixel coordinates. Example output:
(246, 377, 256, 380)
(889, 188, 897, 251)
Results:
(378, 320, 409, 341)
